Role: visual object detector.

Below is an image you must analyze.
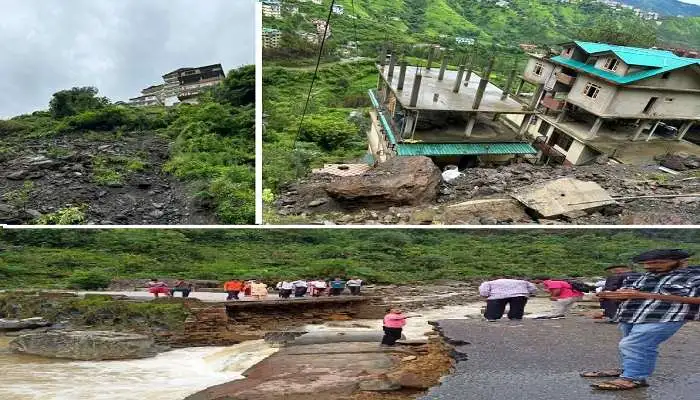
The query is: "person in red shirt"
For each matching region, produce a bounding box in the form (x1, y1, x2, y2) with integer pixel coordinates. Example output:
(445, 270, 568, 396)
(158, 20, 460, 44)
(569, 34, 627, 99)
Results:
(147, 279, 170, 298)
(531, 277, 584, 319)
(381, 308, 407, 346)
(224, 279, 243, 300)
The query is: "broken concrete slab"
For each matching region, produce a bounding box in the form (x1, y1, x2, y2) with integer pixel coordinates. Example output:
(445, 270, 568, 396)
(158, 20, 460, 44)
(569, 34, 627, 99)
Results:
(511, 178, 616, 218)
(444, 198, 531, 224)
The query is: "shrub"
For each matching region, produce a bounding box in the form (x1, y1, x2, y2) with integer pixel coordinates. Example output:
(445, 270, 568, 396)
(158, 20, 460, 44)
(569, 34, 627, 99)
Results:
(298, 113, 359, 151)
(68, 270, 113, 290)
(36, 206, 86, 225)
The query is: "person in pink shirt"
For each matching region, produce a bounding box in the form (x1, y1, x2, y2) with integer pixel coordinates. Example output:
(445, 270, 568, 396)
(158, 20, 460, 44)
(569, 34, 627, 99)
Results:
(531, 277, 584, 319)
(382, 308, 409, 346)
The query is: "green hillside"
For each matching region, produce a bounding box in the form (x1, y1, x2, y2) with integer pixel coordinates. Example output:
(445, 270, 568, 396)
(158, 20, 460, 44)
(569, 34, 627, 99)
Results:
(1, 229, 698, 288)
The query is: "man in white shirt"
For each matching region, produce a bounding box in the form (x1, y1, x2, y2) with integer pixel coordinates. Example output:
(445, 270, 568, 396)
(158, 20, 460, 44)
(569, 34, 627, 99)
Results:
(292, 280, 308, 297)
(346, 278, 363, 295)
(277, 281, 294, 298)
(479, 276, 537, 321)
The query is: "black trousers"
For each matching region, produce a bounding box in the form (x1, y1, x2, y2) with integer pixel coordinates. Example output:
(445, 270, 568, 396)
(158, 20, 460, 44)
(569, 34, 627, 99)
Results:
(329, 288, 343, 296)
(294, 287, 307, 297)
(601, 299, 620, 319)
(170, 288, 191, 298)
(381, 327, 402, 346)
(226, 290, 240, 300)
(349, 286, 361, 295)
(484, 296, 528, 320)
(279, 289, 292, 298)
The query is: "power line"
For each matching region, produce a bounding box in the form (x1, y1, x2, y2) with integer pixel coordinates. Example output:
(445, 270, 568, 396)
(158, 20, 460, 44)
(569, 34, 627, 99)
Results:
(293, 0, 336, 149)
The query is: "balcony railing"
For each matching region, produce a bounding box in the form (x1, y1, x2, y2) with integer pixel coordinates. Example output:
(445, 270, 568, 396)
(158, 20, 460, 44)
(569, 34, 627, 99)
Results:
(555, 71, 576, 86)
(368, 89, 398, 147)
(541, 95, 564, 111)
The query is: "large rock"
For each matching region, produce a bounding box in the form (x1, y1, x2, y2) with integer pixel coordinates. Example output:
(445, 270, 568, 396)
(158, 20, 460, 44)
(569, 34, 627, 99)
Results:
(443, 198, 531, 224)
(9, 330, 159, 360)
(0, 317, 51, 332)
(325, 156, 442, 207)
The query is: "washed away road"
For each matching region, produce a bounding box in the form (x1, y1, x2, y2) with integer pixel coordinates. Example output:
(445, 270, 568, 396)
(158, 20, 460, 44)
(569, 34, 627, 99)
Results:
(422, 317, 700, 400)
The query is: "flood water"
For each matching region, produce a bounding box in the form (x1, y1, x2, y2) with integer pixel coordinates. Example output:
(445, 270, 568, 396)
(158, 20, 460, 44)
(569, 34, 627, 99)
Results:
(0, 337, 277, 400)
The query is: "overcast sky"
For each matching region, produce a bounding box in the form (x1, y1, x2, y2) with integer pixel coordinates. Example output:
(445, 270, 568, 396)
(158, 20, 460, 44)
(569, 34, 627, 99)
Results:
(0, 0, 255, 118)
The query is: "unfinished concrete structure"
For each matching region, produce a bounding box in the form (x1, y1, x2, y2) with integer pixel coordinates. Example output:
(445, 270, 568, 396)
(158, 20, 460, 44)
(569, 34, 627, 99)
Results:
(513, 41, 700, 165)
(367, 45, 537, 167)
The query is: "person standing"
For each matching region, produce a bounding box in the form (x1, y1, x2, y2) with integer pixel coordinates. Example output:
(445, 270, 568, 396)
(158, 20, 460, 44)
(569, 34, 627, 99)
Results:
(329, 277, 346, 296)
(381, 308, 407, 346)
(170, 279, 192, 298)
(346, 277, 363, 295)
(310, 279, 327, 297)
(277, 281, 293, 298)
(224, 279, 243, 300)
(147, 279, 170, 298)
(479, 277, 537, 321)
(250, 280, 268, 300)
(531, 277, 584, 319)
(292, 279, 308, 297)
(599, 265, 643, 321)
(580, 249, 699, 391)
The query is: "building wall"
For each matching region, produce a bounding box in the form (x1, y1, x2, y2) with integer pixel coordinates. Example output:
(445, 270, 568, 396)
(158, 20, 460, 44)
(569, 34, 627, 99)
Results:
(567, 75, 618, 115)
(635, 67, 700, 90)
(523, 57, 555, 85)
(565, 139, 598, 164)
(605, 89, 700, 118)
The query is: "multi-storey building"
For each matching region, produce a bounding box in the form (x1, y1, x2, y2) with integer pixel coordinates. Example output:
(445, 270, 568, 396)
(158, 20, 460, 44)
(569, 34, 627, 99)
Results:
(262, 0, 282, 18)
(129, 65, 225, 107)
(263, 27, 282, 48)
(515, 41, 700, 165)
(311, 19, 331, 40)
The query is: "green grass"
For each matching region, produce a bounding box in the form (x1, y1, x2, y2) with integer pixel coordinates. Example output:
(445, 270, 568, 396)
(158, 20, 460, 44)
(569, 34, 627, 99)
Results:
(1, 229, 698, 288)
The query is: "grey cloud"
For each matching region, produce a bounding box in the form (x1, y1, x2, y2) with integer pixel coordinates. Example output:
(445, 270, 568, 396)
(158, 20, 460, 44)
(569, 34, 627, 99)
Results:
(0, 0, 255, 118)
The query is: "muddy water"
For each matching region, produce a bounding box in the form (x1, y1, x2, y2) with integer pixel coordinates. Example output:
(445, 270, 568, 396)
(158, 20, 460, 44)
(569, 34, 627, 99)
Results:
(0, 337, 277, 400)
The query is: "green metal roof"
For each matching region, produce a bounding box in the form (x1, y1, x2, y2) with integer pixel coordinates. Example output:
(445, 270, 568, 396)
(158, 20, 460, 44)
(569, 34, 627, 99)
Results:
(396, 142, 537, 157)
(554, 41, 700, 85)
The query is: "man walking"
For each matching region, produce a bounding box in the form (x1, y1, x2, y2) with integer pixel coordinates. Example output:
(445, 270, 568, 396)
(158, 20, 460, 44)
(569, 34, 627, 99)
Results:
(479, 276, 537, 321)
(531, 277, 584, 319)
(581, 249, 699, 391)
(599, 265, 643, 322)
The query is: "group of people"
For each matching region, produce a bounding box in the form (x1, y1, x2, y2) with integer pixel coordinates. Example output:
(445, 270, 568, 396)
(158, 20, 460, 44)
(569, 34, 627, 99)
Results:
(147, 278, 192, 298)
(223, 277, 363, 300)
(479, 249, 699, 392)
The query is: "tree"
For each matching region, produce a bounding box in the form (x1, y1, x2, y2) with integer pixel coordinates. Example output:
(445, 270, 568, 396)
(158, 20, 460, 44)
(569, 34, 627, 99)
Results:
(213, 65, 255, 107)
(49, 87, 110, 119)
(576, 16, 657, 48)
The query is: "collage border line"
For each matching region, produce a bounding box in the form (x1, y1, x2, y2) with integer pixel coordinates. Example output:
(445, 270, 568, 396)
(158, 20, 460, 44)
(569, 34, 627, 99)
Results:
(2, 225, 699, 230)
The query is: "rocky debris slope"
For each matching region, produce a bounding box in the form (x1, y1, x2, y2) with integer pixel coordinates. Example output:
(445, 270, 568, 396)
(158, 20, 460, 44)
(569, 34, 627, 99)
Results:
(0, 317, 51, 332)
(9, 330, 159, 360)
(275, 161, 699, 225)
(0, 133, 217, 224)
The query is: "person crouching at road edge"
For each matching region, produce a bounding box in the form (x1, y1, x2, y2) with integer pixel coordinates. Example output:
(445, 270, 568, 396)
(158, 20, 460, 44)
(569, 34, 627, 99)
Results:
(581, 249, 699, 391)
(479, 276, 537, 321)
(381, 308, 407, 346)
(530, 276, 584, 319)
(347, 277, 363, 295)
(292, 279, 308, 297)
(224, 279, 243, 300)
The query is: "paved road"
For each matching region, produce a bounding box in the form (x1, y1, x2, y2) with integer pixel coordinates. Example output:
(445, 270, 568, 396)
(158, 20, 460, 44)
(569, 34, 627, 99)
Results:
(421, 318, 700, 400)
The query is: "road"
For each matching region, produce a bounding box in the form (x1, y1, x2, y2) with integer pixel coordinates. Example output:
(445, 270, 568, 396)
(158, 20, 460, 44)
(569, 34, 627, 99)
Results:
(421, 317, 700, 400)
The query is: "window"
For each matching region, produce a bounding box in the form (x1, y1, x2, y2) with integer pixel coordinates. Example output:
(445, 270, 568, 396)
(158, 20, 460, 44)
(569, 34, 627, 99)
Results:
(533, 62, 543, 76)
(583, 82, 601, 99)
(603, 58, 619, 71)
(563, 47, 573, 56)
(661, 72, 671, 79)
(643, 97, 658, 114)
(538, 121, 551, 135)
(548, 130, 573, 151)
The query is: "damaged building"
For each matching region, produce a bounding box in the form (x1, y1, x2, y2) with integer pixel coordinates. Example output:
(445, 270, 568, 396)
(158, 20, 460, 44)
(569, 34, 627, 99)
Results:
(129, 64, 226, 107)
(511, 41, 700, 166)
(367, 45, 538, 169)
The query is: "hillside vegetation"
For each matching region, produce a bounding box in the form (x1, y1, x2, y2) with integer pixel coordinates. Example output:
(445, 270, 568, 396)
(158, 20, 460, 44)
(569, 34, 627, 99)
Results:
(1, 229, 698, 288)
(0, 66, 254, 224)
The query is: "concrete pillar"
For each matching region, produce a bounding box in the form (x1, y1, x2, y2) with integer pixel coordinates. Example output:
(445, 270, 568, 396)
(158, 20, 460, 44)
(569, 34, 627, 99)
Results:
(645, 120, 661, 142)
(397, 61, 407, 90)
(632, 121, 648, 141)
(519, 115, 531, 135)
(403, 114, 415, 137)
(453, 65, 466, 93)
(501, 68, 517, 101)
(465, 115, 476, 137)
(387, 53, 397, 81)
(529, 84, 545, 110)
(438, 52, 449, 81)
(409, 72, 422, 107)
(515, 78, 525, 96)
(589, 117, 603, 138)
(678, 121, 694, 141)
(426, 46, 435, 70)
(464, 58, 473, 87)
(472, 57, 495, 110)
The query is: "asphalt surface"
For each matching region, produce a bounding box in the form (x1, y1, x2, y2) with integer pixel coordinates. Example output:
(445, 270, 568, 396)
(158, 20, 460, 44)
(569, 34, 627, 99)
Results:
(421, 318, 700, 400)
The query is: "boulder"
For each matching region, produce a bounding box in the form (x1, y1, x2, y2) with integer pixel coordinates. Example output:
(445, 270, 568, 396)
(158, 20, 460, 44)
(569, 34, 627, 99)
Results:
(0, 317, 51, 332)
(9, 330, 158, 360)
(325, 157, 442, 207)
(443, 198, 531, 224)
